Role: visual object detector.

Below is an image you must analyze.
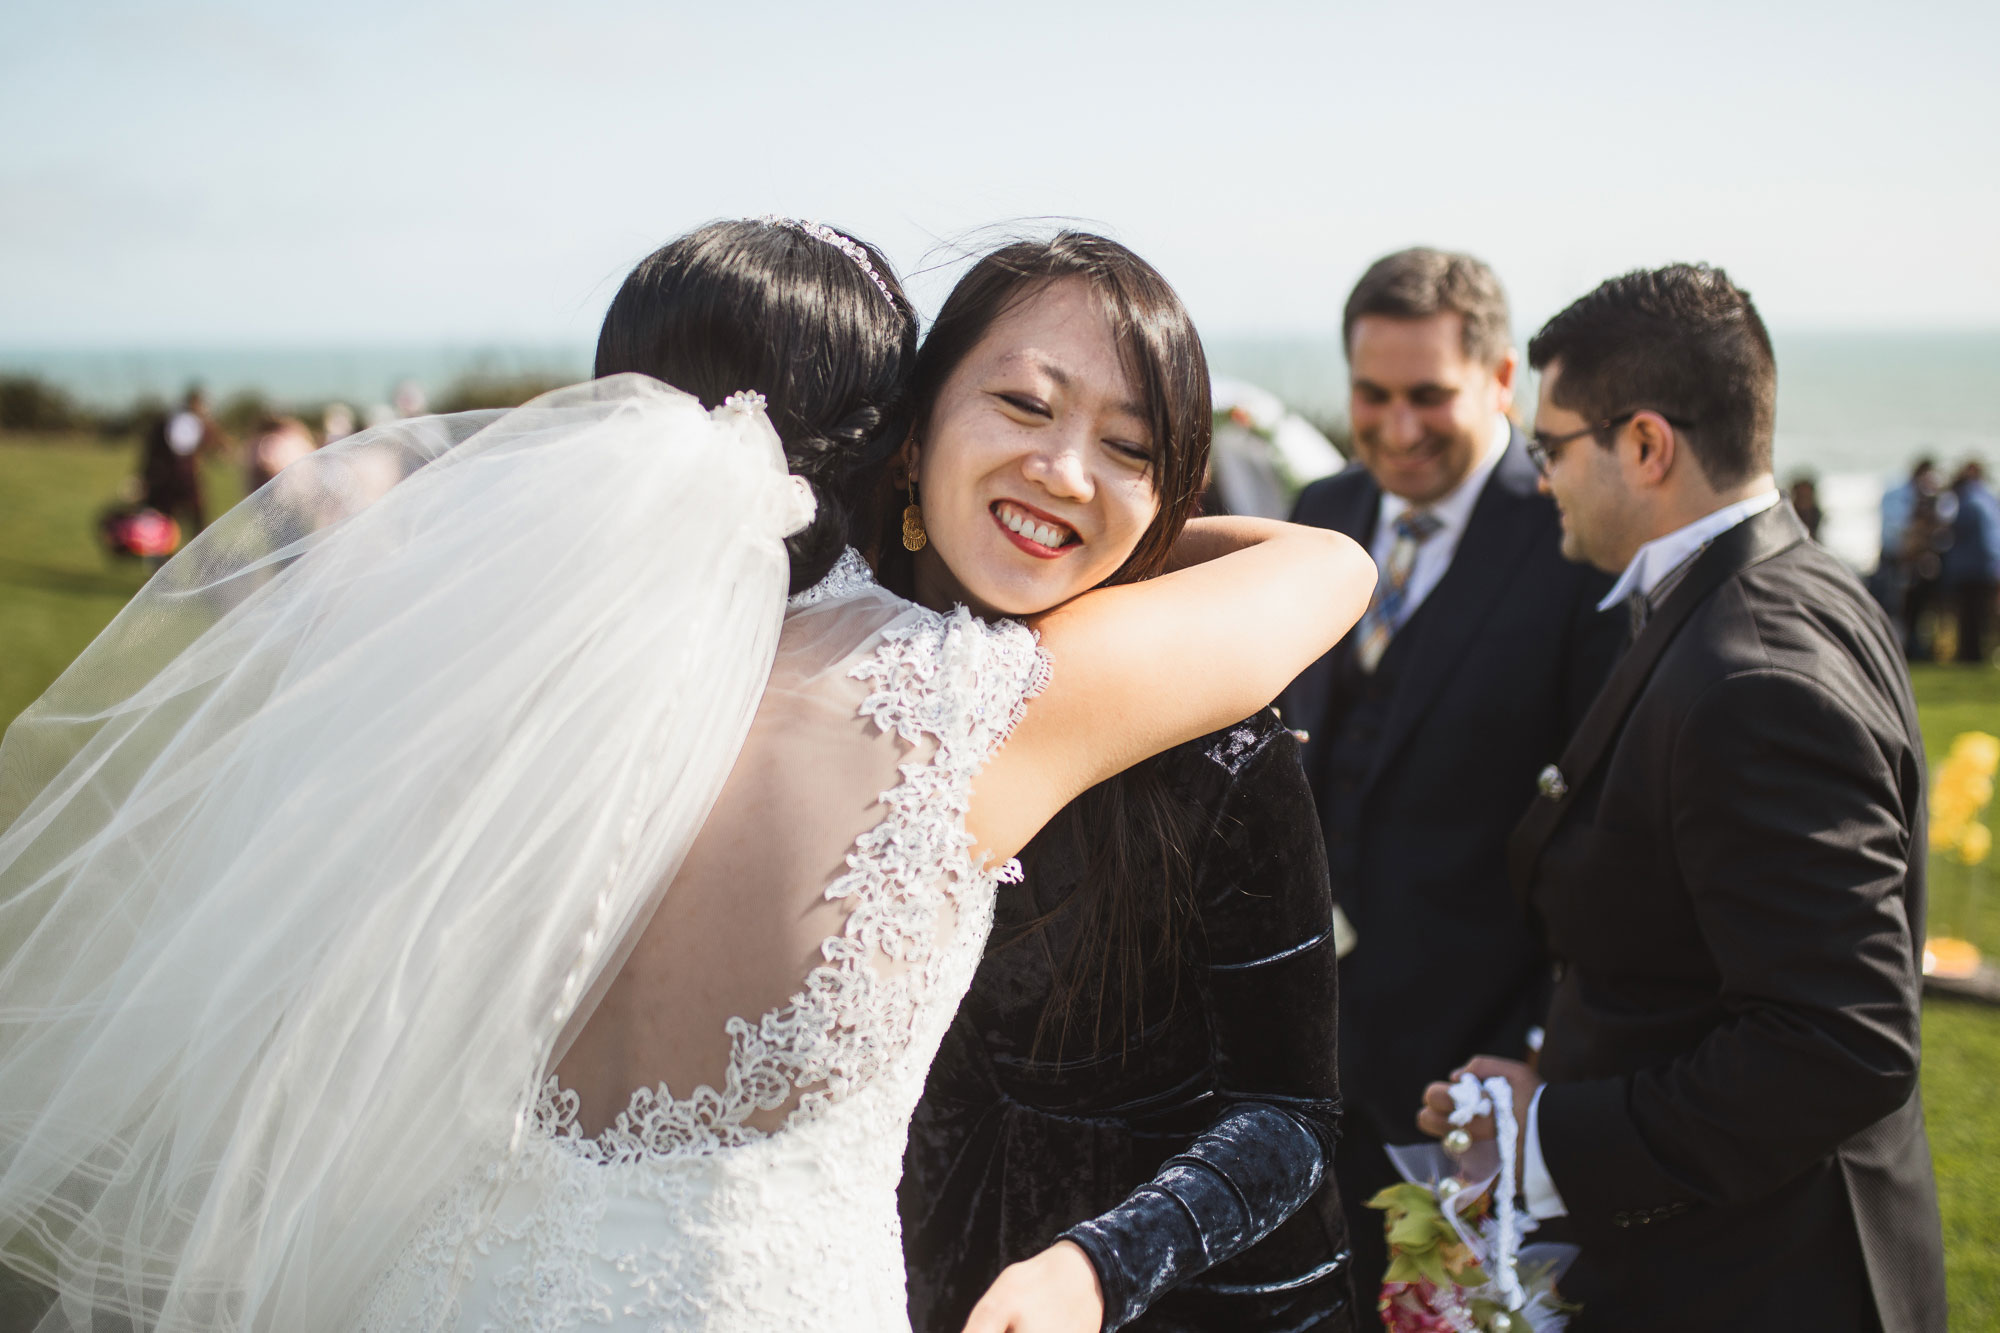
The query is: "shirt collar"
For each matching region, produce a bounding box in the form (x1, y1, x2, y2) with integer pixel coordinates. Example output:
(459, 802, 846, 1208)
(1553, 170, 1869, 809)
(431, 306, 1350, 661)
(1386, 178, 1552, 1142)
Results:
(1597, 488, 1782, 612)
(1378, 415, 1513, 536)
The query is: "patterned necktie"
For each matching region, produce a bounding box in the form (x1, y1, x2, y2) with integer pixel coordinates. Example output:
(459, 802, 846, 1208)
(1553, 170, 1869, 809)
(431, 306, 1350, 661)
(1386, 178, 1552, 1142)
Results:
(1355, 509, 1443, 673)
(1623, 589, 1649, 645)
(1626, 546, 1703, 644)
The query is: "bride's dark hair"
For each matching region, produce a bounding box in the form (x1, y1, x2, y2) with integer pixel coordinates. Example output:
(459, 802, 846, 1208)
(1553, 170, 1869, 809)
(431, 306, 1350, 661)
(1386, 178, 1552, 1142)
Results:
(884, 232, 1215, 1058)
(595, 218, 918, 594)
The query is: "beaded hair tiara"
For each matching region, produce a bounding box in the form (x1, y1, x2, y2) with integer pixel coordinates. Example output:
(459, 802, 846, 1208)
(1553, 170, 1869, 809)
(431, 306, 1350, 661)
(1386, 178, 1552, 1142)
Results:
(761, 216, 898, 309)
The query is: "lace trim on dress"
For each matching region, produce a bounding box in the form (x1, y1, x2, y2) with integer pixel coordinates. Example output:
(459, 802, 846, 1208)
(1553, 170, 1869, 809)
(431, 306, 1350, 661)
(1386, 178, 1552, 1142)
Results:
(535, 599, 1049, 1166)
(787, 547, 875, 608)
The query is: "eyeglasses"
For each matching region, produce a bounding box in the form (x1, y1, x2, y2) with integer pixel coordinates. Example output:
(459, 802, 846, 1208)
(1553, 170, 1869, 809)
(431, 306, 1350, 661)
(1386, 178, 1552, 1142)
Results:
(1526, 410, 1694, 475)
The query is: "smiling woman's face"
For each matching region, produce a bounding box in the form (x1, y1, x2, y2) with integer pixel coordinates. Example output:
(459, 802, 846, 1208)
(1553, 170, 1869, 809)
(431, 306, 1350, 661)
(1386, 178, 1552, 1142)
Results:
(911, 277, 1162, 618)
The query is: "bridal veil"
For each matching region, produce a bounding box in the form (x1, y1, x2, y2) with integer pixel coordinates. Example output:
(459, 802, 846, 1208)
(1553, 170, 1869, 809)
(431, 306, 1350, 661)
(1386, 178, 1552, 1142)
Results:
(0, 376, 812, 1331)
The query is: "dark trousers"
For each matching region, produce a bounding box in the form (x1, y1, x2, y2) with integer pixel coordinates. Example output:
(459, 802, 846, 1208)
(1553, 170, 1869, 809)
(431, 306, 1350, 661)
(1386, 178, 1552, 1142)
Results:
(1955, 580, 1998, 663)
(1902, 577, 1940, 660)
(144, 459, 207, 540)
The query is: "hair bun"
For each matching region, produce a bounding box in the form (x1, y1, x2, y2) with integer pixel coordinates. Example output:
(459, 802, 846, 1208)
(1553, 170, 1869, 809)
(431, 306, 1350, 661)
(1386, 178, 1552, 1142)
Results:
(781, 396, 906, 592)
(592, 219, 917, 596)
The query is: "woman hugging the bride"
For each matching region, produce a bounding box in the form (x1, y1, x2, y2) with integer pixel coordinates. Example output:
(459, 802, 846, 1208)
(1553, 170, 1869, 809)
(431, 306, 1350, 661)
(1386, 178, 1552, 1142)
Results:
(0, 217, 1371, 1333)
(891, 237, 1361, 1333)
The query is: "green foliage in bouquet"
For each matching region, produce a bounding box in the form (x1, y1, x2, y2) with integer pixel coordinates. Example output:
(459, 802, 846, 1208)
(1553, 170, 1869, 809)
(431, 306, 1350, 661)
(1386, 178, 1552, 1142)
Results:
(1369, 1181, 1491, 1290)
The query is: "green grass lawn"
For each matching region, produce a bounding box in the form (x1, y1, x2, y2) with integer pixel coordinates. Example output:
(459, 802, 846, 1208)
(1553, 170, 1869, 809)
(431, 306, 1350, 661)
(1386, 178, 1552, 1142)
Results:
(0, 435, 247, 718)
(1911, 659, 2000, 1330)
(1929, 995, 2000, 1326)
(0, 436, 1996, 1324)
(0, 439, 151, 713)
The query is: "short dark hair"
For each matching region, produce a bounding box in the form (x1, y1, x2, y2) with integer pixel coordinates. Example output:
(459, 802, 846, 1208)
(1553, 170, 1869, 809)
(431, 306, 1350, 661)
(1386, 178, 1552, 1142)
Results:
(1527, 264, 1775, 489)
(1343, 247, 1513, 367)
(907, 231, 1211, 586)
(595, 219, 918, 594)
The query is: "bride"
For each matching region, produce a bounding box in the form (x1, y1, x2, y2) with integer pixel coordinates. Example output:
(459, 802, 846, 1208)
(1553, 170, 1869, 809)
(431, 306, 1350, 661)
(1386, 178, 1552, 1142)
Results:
(0, 218, 1372, 1332)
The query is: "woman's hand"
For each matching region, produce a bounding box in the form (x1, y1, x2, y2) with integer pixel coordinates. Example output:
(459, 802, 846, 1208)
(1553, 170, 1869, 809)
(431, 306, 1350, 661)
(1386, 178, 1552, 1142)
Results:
(961, 1240, 1105, 1333)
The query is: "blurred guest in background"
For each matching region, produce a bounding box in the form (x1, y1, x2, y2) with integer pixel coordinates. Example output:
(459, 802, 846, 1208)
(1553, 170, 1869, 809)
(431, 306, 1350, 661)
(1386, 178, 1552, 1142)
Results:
(140, 386, 225, 538)
(1788, 472, 1823, 540)
(1279, 248, 1620, 1292)
(321, 401, 358, 445)
(393, 378, 428, 419)
(1944, 458, 2000, 663)
(245, 415, 319, 492)
(1873, 457, 1937, 629)
(1898, 463, 1955, 660)
(1880, 457, 1936, 564)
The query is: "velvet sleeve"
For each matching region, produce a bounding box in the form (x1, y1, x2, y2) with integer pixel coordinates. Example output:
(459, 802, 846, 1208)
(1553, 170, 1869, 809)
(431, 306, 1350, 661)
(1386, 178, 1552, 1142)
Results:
(1060, 717, 1342, 1330)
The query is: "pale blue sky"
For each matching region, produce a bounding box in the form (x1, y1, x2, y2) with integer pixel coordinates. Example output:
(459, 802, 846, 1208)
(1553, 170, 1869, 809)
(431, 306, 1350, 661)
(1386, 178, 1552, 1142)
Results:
(3, 0, 1995, 346)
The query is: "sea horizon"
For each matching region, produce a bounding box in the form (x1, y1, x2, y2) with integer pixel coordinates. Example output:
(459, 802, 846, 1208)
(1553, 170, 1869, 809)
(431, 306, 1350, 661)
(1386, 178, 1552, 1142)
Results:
(6, 328, 1996, 488)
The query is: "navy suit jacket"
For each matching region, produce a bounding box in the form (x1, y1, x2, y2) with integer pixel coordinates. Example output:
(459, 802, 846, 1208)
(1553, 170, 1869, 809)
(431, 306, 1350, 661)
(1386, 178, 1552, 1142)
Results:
(1281, 432, 1620, 1144)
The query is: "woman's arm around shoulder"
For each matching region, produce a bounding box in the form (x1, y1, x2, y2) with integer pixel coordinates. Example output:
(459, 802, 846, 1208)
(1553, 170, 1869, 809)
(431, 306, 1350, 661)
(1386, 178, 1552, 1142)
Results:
(969, 517, 1372, 859)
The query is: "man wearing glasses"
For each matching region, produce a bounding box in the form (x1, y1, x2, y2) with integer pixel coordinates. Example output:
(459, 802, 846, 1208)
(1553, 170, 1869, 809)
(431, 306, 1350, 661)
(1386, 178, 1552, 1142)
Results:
(1279, 248, 1621, 1295)
(1421, 264, 1945, 1331)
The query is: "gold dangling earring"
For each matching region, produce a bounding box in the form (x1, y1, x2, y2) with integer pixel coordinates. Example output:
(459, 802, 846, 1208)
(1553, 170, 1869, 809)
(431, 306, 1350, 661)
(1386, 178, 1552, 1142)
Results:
(901, 475, 927, 552)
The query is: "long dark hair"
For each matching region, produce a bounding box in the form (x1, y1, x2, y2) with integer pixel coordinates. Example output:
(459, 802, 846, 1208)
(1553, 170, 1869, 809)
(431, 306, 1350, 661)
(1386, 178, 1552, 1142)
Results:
(595, 218, 918, 594)
(891, 232, 1215, 1058)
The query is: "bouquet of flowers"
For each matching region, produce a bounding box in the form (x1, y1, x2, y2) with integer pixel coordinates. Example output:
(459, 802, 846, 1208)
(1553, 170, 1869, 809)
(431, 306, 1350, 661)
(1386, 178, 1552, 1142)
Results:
(1368, 1075, 1577, 1333)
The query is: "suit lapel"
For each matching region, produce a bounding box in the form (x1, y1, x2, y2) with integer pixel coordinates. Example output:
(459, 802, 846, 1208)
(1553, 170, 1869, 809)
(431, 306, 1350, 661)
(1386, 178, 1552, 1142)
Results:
(1282, 471, 1381, 756)
(1507, 503, 1809, 902)
(1333, 469, 1383, 548)
(1358, 435, 1544, 796)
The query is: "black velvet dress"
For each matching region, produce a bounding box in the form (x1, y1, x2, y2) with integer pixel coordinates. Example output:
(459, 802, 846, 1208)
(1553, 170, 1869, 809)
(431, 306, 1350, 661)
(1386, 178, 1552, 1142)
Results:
(900, 710, 1356, 1332)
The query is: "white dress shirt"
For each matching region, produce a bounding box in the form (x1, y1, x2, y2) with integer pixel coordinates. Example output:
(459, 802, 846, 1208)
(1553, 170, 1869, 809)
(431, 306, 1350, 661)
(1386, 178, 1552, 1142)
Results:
(166, 411, 205, 457)
(1595, 489, 1782, 615)
(1369, 415, 1512, 623)
(1524, 483, 1782, 1221)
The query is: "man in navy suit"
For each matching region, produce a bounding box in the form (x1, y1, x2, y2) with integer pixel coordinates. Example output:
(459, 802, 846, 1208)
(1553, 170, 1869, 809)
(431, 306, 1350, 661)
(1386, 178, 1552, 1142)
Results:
(1279, 248, 1621, 1295)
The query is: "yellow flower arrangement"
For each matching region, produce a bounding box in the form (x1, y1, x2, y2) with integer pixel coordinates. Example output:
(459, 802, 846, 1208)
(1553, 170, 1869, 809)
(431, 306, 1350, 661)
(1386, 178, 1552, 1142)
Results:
(1965, 823, 1994, 869)
(1925, 732, 1996, 980)
(1930, 731, 1997, 867)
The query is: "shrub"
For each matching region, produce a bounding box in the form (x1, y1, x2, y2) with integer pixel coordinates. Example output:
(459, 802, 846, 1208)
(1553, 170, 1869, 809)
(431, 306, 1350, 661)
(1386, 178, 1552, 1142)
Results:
(433, 372, 576, 414)
(215, 392, 274, 439)
(0, 376, 85, 432)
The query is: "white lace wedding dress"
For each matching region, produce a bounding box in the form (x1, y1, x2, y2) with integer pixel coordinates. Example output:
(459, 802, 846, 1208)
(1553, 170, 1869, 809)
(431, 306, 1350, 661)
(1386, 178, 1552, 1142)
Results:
(358, 550, 1050, 1333)
(0, 382, 1047, 1333)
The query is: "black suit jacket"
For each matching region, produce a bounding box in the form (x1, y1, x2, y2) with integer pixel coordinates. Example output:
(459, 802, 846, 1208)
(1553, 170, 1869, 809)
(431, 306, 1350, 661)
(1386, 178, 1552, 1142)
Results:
(1510, 502, 1946, 1333)
(1281, 434, 1620, 1274)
